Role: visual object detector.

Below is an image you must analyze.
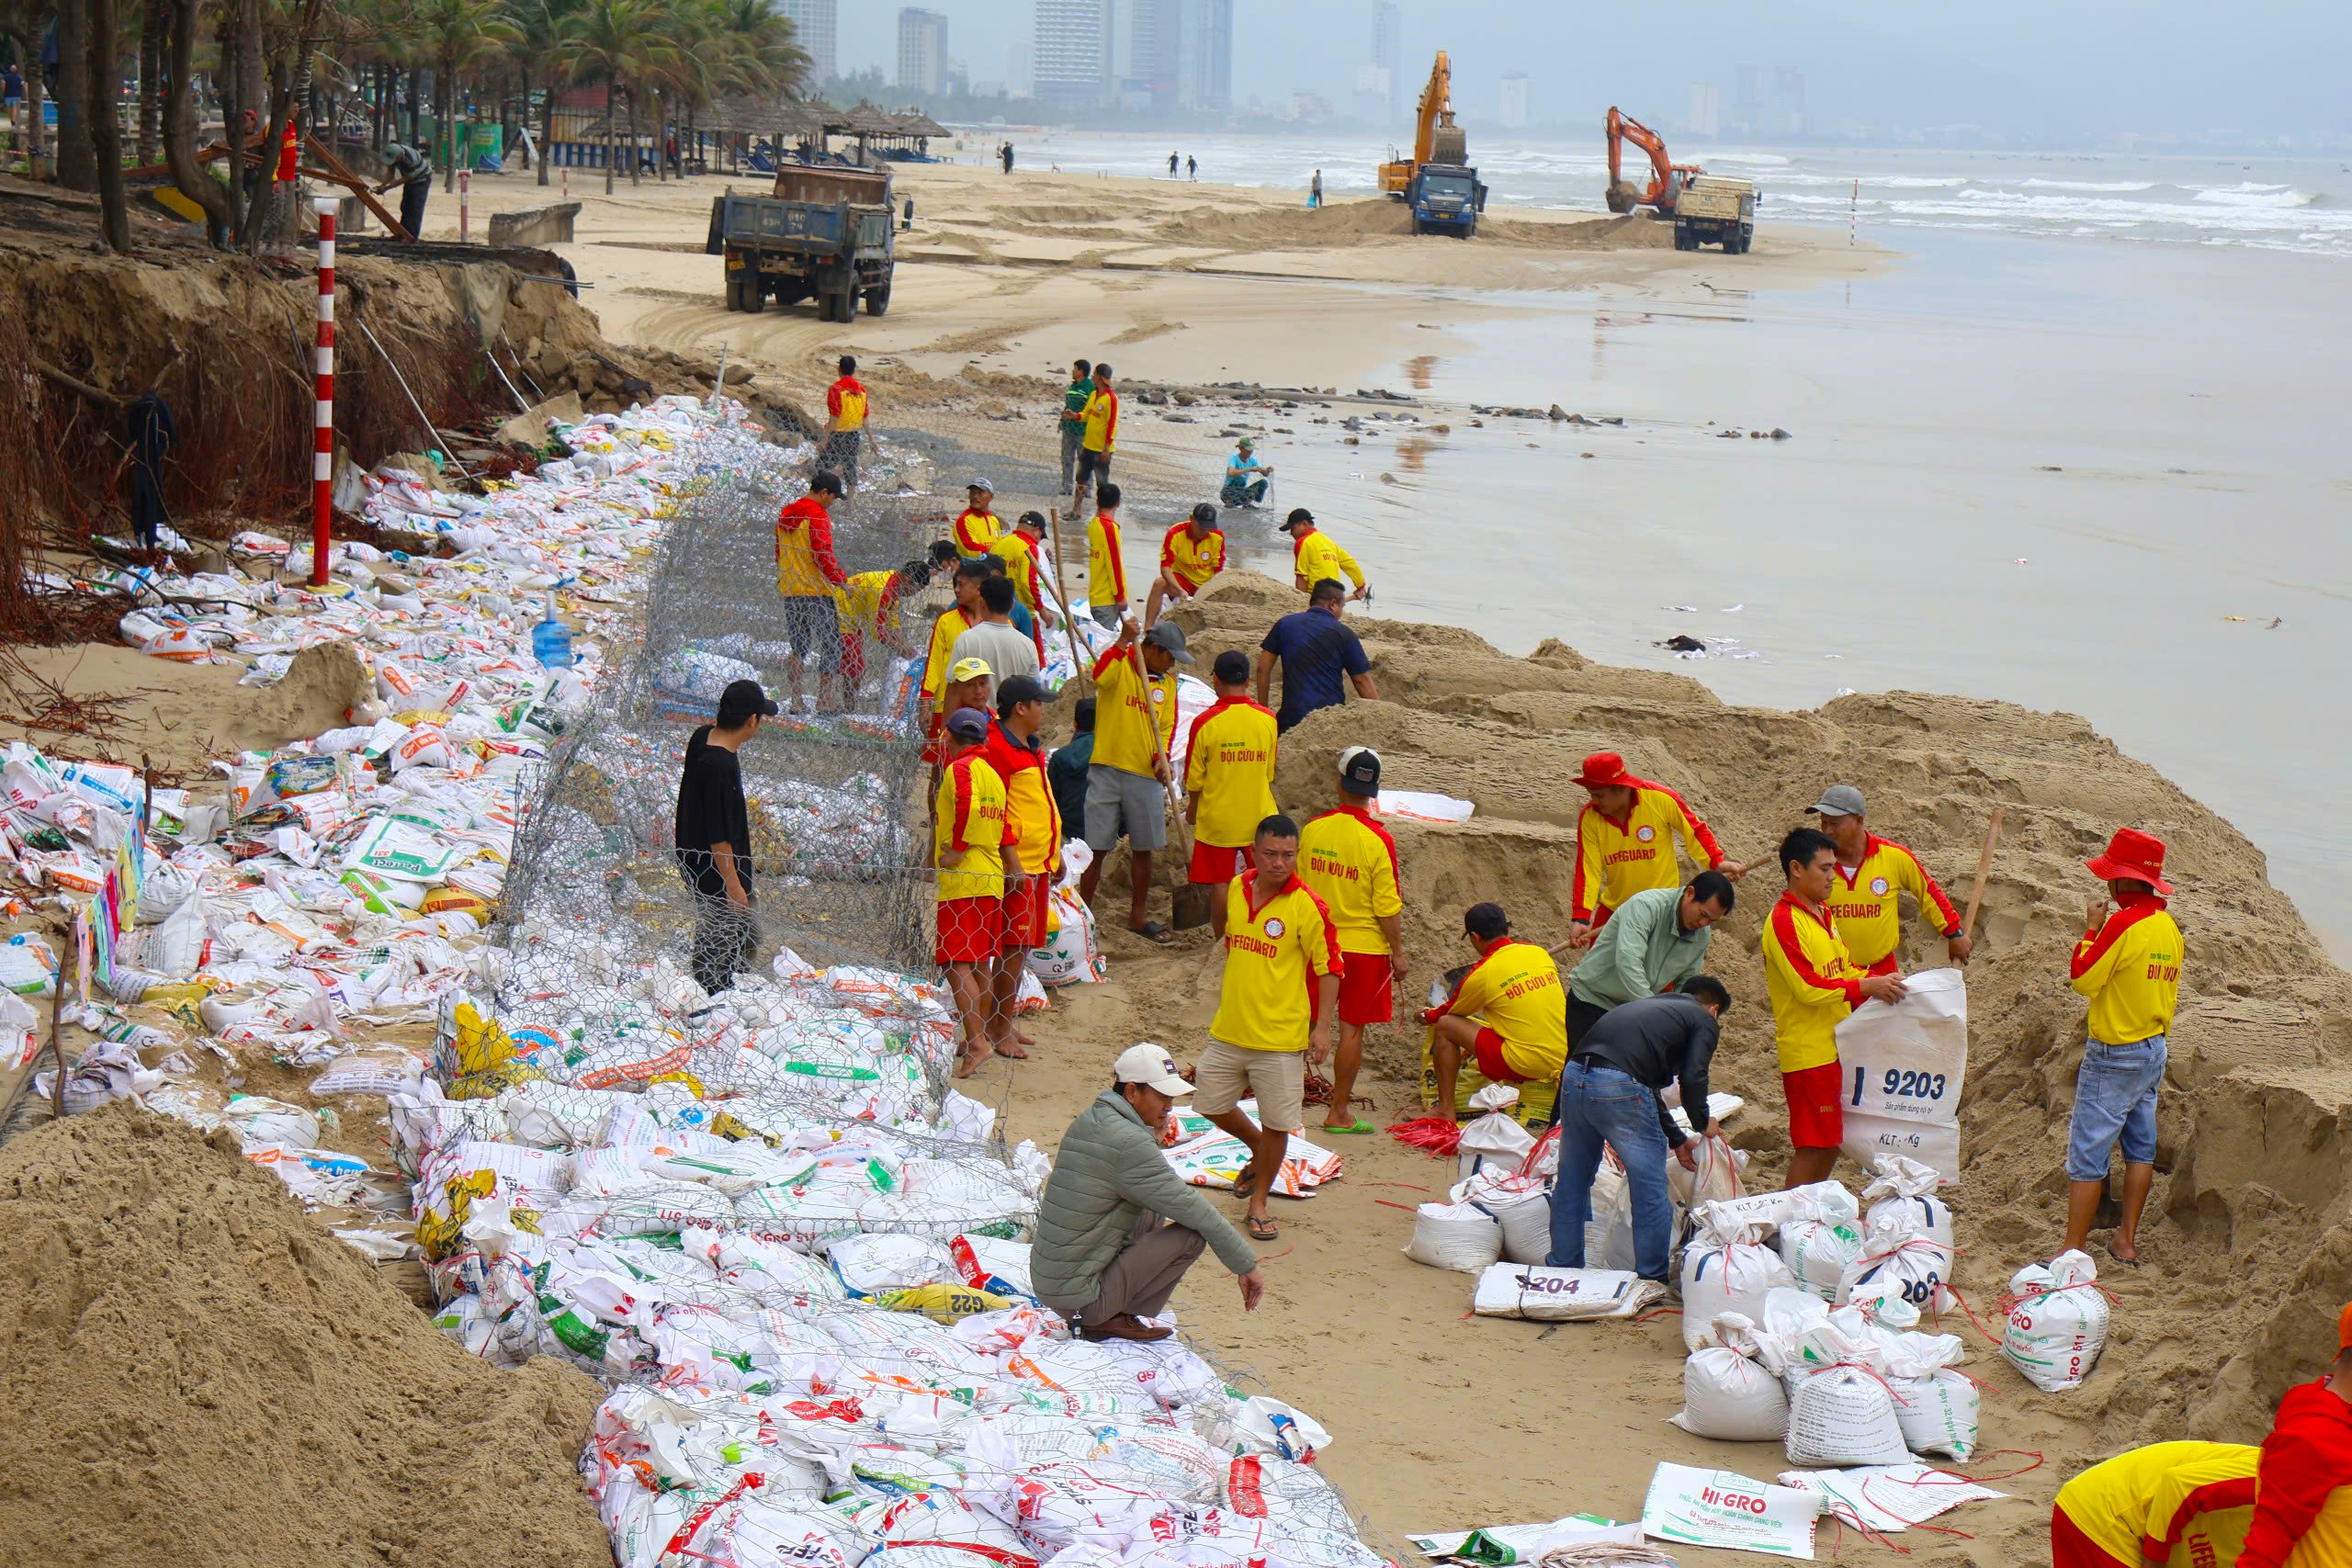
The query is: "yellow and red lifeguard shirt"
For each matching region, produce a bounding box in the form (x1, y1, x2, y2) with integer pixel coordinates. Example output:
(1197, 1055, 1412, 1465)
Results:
(1290, 526, 1363, 592)
(826, 376, 868, 431)
(920, 605, 977, 705)
(2070, 892, 2184, 1045)
(1090, 645, 1178, 778)
(836, 570, 897, 637)
(775, 495, 848, 598)
(1087, 511, 1128, 609)
(1210, 874, 1340, 1054)
(954, 506, 1004, 558)
(1572, 779, 1727, 922)
(1761, 892, 1862, 1073)
(989, 531, 1046, 619)
(1826, 834, 1962, 974)
(1427, 937, 1567, 1081)
(1298, 804, 1402, 956)
(982, 718, 1061, 880)
(1182, 696, 1278, 849)
(932, 748, 1018, 901)
(2237, 1379, 2352, 1568)
(2053, 1441, 2258, 1568)
(1161, 524, 1227, 594)
(1080, 387, 1119, 454)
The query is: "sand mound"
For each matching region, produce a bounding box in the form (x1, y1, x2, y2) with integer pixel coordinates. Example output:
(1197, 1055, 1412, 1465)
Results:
(0, 1105, 606, 1568)
(1154, 571, 2352, 1441)
(1149, 197, 1668, 255)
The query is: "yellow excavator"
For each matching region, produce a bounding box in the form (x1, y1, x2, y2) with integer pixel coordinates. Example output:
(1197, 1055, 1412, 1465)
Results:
(1379, 51, 1468, 195)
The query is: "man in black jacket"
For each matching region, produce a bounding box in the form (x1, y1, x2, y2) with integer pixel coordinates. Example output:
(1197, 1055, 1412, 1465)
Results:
(1544, 976, 1730, 1282)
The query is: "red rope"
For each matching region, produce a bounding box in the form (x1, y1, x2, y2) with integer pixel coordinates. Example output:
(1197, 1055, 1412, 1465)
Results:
(1933, 1280, 2009, 1347)
(1955, 1449, 2046, 1484)
(1386, 1115, 1462, 1156)
(1374, 1198, 1419, 1213)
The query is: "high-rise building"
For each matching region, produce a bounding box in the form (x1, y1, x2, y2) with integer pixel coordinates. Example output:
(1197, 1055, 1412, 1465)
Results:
(1498, 73, 1529, 130)
(898, 9, 948, 96)
(776, 0, 838, 84)
(1688, 83, 1719, 137)
(1732, 63, 1762, 134)
(1772, 67, 1805, 136)
(1131, 0, 1178, 106)
(1034, 0, 1114, 113)
(1129, 0, 1230, 113)
(1369, 1, 1402, 126)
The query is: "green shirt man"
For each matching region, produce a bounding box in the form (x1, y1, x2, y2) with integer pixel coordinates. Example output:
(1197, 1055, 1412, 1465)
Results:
(1566, 874, 1735, 1019)
(1058, 359, 1094, 489)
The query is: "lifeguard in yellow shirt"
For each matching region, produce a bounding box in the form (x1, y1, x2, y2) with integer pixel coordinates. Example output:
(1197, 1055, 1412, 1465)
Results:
(2062, 828, 2184, 1267)
(1420, 902, 1568, 1122)
(1569, 751, 1744, 943)
(1804, 784, 1973, 973)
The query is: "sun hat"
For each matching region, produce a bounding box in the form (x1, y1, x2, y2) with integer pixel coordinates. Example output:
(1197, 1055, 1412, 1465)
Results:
(2085, 828, 2172, 895)
(1573, 751, 1634, 790)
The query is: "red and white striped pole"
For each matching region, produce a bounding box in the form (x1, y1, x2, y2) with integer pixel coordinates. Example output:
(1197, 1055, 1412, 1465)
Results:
(311, 197, 337, 589)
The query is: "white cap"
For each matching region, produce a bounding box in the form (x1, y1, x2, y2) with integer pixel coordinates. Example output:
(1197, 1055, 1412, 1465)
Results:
(1113, 1043, 1193, 1097)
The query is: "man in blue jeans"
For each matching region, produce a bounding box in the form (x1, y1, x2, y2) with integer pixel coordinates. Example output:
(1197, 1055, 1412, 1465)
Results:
(1544, 977, 1731, 1282)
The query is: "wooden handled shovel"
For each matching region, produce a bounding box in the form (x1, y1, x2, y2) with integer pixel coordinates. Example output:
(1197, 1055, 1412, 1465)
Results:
(1130, 638, 1213, 931)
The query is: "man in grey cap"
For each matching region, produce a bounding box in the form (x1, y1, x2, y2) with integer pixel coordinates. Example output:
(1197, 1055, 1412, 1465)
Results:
(1079, 615, 1190, 942)
(1804, 784, 1972, 976)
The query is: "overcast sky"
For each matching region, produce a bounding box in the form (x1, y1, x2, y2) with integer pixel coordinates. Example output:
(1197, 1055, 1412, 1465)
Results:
(838, 0, 2350, 143)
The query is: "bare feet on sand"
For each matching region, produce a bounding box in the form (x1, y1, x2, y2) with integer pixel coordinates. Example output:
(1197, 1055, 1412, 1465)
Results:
(954, 1043, 995, 1078)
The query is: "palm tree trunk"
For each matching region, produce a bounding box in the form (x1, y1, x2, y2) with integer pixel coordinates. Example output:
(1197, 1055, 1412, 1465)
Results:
(626, 87, 639, 186)
(407, 65, 421, 144)
(163, 0, 230, 244)
(54, 0, 96, 190)
(602, 95, 614, 196)
(22, 44, 47, 177)
(537, 69, 555, 186)
(137, 0, 164, 165)
(89, 0, 131, 251)
(440, 61, 454, 191)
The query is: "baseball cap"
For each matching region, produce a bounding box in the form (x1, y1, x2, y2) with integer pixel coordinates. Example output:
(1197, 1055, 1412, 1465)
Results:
(1212, 649, 1250, 684)
(967, 478, 994, 492)
(716, 679, 780, 726)
(1238, 436, 1255, 449)
(1806, 784, 1867, 818)
(1113, 1043, 1193, 1098)
(1282, 507, 1315, 531)
(1142, 622, 1193, 662)
(1338, 744, 1381, 793)
(944, 706, 989, 742)
(996, 673, 1046, 711)
(948, 656, 993, 684)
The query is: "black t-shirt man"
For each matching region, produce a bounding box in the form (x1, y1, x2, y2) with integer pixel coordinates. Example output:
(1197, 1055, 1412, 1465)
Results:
(675, 680, 775, 899)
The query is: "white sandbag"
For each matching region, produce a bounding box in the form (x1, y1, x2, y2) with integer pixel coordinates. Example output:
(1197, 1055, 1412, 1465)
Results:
(148, 890, 211, 977)
(824, 1233, 955, 1294)
(1890, 1366, 1981, 1460)
(1862, 1155, 1956, 1254)
(1778, 1181, 1864, 1301)
(1784, 1363, 1915, 1468)
(1671, 1313, 1791, 1441)
(1835, 969, 1968, 1181)
(1836, 1209, 1955, 1316)
(2000, 1249, 2110, 1393)
(1456, 1085, 1535, 1182)
(1585, 1153, 1626, 1268)
(1681, 1227, 1796, 1353)
(1470, 1263, 1659, 1322)
(1495, 1188, 1555, 1267)
(1403, 1201, 1502, 1272)
(1666, 1132, 1747, 1210)
(1026, 884, 1104, 987)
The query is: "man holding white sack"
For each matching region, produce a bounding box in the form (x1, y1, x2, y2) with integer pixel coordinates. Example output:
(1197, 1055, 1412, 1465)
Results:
(1542, 979, 1732, 1284)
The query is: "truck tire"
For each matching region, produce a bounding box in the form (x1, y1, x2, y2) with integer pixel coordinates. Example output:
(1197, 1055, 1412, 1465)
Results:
(1673, 222, 1690, 251)
(863, 284, 891, 318)
(833, 288, 858, 321)
(723, 272, 741, 311)
(816, 289, 837, 321)
(741, 276, 764, 313)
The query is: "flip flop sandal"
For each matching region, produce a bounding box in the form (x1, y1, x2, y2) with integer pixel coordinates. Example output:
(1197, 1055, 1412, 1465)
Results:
(1229, 1169, 1258, 1202)
(1317, 1119, 1376, 1134)
(1247, 1216, 1279, 1241)
(1129, 920, 1174, 944)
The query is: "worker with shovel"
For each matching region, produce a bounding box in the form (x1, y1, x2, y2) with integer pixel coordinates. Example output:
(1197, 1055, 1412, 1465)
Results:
(1078, 617, 1188, 942)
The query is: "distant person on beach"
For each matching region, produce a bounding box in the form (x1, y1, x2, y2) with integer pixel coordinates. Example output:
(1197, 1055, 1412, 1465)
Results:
(1187, 155, 1196, 181)
(951, 574, 1042, 703)
(1764, 826, 1906, 1189)
(124, 390, 176, 555)
(1310, 169, 1323, 208)
(934, 705, 1025, 1076)
(1419, 902, 1567, 1122)
(1204, 814, 1340, 1242)
(1255, 578, 1375, 733)
(1086, 481, 1129, 628)
(1079, 617, 1188, 942)
(2061, 828, 2183, 1268)
(1801, 783, 1973, 971)
(1279, 509, 1366, 600)
(823, 355, 875, 494)
(1297, 745, 1403, 1134)
(1221, 436, 1272, 508)
(1182, 650, 1279, 893)
(1048, 696, 1096, 836)
(1169, 152, 1179, 176)
(1058, 358, 1093, 491)
(1030, 1044, 1263, 1343)
(955, 479, 1004, 558)
(374, 141, 431, 240)
(1146, 502, 1226, 626)
(1074, 363, 1119, 513)
(774, 470, 850, 711)
(1544, 979, 1730, 1281)
(1001, 142, 1014, 175)
(675, 680, 777, 996)
(1567, 751, 1743, 944)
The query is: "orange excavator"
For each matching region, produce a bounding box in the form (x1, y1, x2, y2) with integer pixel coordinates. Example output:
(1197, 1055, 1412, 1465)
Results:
(1604, 106, 1703, 216)
(1379, 51, 1468, 196)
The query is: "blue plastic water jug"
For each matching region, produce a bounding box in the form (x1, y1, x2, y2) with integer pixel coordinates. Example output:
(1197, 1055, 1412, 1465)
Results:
(533, 594, 574, 669)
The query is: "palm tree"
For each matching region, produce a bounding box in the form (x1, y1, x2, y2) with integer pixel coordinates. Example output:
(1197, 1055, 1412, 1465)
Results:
(715, 0, 808, 100)
(419, 0, 521, 190)
(503, 0, 579, 186)
(551, 0, 674, 194)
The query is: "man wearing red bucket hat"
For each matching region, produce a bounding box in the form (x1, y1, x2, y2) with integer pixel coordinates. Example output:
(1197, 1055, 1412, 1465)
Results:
(1566, 751, 1743, 946)
(2061, 827, 2185, 1267)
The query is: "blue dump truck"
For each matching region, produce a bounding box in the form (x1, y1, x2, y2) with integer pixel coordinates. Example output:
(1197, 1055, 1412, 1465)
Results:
(1407, 162, 1489, 238)
(706, 163, 897, 321)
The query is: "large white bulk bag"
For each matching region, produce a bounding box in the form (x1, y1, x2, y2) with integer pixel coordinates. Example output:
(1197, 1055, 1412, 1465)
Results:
(1784, 1363, 1915, 1468)
(1671, 1313, 1790, 1441)
(1834, 967, 1969, 1181)
(1778, 1181, 1864, 1301)
(1681, 1226, 1796, 1353)
(1890, 1366, 1982, 1460)
(1404, 1201, 1503, 1272)
(2000, 1250, 2110, 1393)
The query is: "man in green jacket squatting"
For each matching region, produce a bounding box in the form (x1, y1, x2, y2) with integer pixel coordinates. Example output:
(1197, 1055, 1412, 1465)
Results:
(1565, 871, 1736, 1046)
(1032, 1044, 1265, 1342)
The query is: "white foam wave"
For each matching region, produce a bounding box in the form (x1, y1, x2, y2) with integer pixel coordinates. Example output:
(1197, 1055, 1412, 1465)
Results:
(2194, 185, 2318, 209)
(2020, 178, 2156, 192)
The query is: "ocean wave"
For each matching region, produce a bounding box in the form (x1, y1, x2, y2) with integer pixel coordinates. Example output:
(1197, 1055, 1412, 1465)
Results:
(2020, 178, 2157, 192)
(2194, 184, 2319, 209)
